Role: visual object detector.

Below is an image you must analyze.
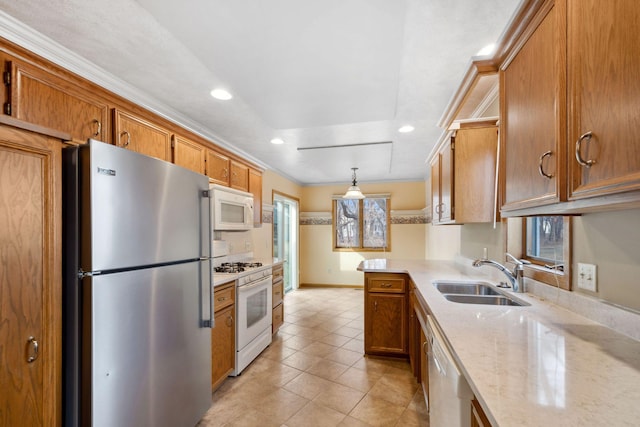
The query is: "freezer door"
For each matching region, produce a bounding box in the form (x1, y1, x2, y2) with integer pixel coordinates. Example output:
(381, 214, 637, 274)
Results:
(85, 262, 211, 427)
(79, 139, 210, 271)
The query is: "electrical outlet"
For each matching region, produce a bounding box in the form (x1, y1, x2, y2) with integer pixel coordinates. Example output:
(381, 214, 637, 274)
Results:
(577, 263, 597, 292)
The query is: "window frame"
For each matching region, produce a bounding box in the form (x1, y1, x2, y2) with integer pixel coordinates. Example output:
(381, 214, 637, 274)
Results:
(332, 196, 391, 252)
(506, 216, 572, 290)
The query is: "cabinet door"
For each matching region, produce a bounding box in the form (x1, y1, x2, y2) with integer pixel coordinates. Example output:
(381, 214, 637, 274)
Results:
(430, 154, 441, 223)
(439, 141, 453, 222)
(248, 168, 262, 226)
(501, 1, 565, 211)
(567, 0, 640, 199)
(112, 109, 171, 161)
(454, 126, 498, 223)
(365, 293, 407, 355)
(0, 124, 62, 426)
(205, 149, 230, 186)
(211, 304, 234, 390)
(230, 160, 249, 191)
(9, 60, 108, 142)
(172, 135, 205, 174)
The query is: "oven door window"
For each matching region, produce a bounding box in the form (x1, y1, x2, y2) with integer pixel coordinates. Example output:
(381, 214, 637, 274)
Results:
(246, 287, 268, 328)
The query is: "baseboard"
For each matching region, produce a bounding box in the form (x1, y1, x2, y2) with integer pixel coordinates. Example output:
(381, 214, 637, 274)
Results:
(299, 283, 364, 289)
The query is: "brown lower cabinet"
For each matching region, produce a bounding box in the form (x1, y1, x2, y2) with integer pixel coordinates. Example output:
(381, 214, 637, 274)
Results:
(211, 281, 235, 391)
(272, 264, 284, 334)
(364, 273, 408, 357)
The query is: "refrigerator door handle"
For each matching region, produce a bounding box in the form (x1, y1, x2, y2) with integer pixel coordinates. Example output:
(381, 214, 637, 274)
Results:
(201, 189, 214, 328)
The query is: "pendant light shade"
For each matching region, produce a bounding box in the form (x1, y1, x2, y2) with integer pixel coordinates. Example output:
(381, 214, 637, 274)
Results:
(343, 168, 365, 199)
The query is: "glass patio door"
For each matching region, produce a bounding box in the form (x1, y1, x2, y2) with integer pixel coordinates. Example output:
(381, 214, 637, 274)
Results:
(273, 193, 299, 293)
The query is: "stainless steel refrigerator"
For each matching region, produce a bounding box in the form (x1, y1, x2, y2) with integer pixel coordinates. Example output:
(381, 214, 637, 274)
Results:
(62, 139, 213, 427)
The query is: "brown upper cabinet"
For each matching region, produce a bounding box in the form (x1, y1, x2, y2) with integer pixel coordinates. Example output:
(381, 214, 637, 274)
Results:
(172, 134, 206, 175)
(431, 121, 498, 225)
(112, 109, 171, 162)
(230, 160, 249, 192)
(566, 0, 640, 200)
(500, 0, 640, 215)
(205, 149, 230, 185)
(500, 0, 565, 212)
(6, 59, 108, 143)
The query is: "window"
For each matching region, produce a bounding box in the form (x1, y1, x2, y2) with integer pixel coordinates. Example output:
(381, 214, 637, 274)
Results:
(506, 216, 571, 290)
(333, 196, 390, 251)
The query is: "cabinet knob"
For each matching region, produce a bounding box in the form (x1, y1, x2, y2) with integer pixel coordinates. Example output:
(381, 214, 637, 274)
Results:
(226, 315, 233, 327)
(218, 296, 226, 301)
(575, 131, 596, 167)
(381, 283, 392, 288)
(26, 336, 39, 363)
(538, 150, 554, 179)
(374, 301, 378, 311)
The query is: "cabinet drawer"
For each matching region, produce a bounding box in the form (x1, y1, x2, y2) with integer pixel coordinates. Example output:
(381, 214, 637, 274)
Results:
(272, 281, 283, 308)
(214, 283, 235, 312)
(272, 303, 284, 333)
(367, 275, 406, 293)
(272, 265, 284, 282)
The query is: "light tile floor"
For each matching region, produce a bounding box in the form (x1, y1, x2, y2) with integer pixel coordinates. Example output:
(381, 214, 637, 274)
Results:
(197, 287, 429, 427)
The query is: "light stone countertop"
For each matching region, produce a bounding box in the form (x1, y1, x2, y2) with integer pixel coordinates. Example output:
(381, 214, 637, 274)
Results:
(358, 258, 640, 427)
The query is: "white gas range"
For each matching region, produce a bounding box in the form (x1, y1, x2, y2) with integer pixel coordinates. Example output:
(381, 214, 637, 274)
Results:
(212, 241, 272, 376)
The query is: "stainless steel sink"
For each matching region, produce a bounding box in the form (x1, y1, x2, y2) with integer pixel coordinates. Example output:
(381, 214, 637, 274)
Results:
(433, 281, 501, 296)
(433, 280, 529, 306)
(443, 294, 528, 306)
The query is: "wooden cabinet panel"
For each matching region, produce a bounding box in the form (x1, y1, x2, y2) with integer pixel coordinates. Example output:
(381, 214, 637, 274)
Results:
(272, 282, 283, 308)
(112, 109, 171, 161)
(172, 135, 205, 174)
(365, 293, 407, 355)
(205, 149, 230, 185)
(211, 304, 234, 391)
(431, 123, 497, 224)
(272, 303, 284, 334)
(471, 397, 492, 427)
(9, 60, 108, 142)
(501, 1, 565, 211)
(211, 282, 235, 391)
(567, 0, 640, 200)
(230, 160, 249, 191)
(364, 273, 408, 356)
(249, 168, 262, 226)
(454, 126, 499, 223)
(0, 123, 62, 426)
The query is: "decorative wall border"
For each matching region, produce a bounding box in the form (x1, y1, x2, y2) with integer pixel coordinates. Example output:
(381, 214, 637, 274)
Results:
(299, 210, 430, 225)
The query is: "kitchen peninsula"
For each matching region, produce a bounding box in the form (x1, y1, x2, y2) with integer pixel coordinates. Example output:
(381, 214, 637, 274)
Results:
(359, 259, 640, 426)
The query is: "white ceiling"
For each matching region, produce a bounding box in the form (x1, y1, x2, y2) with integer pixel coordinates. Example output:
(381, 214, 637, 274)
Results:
(0, 0, 521, 185)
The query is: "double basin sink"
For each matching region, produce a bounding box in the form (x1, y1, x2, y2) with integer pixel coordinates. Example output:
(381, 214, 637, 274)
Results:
(434, 280, 529, 306)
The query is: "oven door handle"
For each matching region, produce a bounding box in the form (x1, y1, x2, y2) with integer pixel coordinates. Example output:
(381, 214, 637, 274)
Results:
(238, 279, 271, 292)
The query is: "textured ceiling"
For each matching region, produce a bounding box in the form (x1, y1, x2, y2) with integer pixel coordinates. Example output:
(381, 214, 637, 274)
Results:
(0, 0, 521, 185)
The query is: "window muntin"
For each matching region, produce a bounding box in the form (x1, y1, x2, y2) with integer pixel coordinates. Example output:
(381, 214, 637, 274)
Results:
(333, 196, 390, 251)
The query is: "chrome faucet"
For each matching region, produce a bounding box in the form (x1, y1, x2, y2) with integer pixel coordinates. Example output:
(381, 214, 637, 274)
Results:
(472, 253, 526, 293)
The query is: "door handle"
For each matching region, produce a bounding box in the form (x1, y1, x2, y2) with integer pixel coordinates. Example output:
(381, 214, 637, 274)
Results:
(26, 336, 39, 363)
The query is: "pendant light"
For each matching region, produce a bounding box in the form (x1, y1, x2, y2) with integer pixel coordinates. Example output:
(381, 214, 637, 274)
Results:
(342, 167, 365, 199)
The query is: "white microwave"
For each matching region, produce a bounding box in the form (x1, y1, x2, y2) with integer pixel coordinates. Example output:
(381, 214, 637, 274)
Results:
(210, 184, 254, 230)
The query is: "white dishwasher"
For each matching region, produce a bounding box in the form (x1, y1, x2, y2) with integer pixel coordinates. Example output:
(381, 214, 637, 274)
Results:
(426, 316, 474, 427)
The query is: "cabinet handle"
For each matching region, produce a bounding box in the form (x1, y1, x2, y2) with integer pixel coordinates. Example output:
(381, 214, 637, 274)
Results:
(275, 291, 281, 295)
(92, 119, 102, 137)
(381, 283, 392, 288)
(435, 203, 441, 214)
(374, 301, 378, 311)
(26, 336, 39, 363)
(422, 341, 428, 355)
(223, 168, 228, 178)
(575, 131, 596, 167)
(538, 151, 554, 179)
(226, 314, 233, 327)
(120, 131, 131, 148)
(217, 296, 226, 302)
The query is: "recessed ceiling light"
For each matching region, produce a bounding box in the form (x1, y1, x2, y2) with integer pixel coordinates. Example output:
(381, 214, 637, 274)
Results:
(477, 43, 496, 56)
(210, 88, 232, 100)
(270, 138, 284, 145)
(398, 125, 414, 133)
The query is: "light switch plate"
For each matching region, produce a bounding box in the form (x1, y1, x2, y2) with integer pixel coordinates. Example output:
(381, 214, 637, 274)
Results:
(577, 262, 597, 292)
